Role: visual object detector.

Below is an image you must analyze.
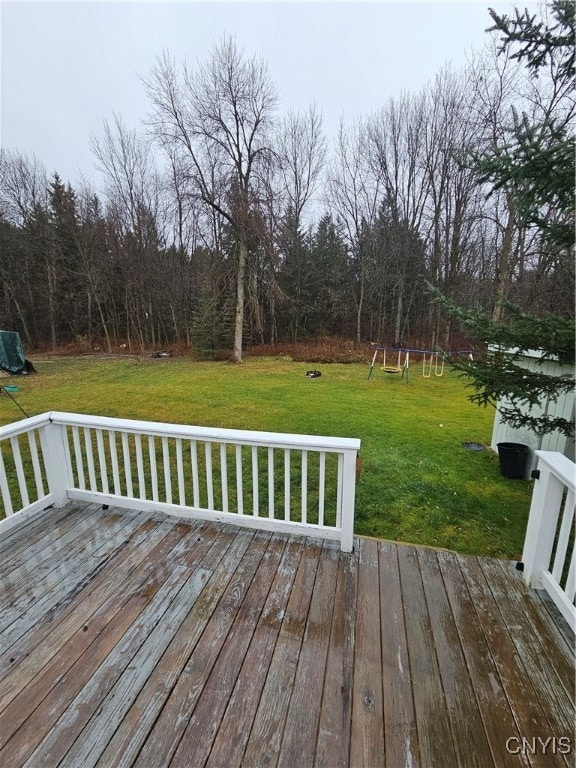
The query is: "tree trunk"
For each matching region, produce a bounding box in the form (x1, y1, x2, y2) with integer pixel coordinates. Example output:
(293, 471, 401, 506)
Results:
(394, 283, 404, 345)
(356, 271, 364, 344)
(232, 240, 246, 362)
(492, 193, 516, 323)
(47, 262, 58, 351)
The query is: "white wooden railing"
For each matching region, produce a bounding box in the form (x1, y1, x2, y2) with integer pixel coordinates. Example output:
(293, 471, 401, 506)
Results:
(0, 412, 360, 551)
(521, 450, 576, 633)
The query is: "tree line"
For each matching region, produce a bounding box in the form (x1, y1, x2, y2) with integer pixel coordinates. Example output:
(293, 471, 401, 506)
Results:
(0, 3, 573, 360)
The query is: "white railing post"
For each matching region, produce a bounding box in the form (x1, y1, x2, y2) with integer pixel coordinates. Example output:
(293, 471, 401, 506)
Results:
(39, 418, 72, 508)
(521, 458, 566, 589)
(339, 449, 357, 553)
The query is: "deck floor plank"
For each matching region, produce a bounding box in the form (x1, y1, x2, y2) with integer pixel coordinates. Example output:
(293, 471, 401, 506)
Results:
(169, 534, 289, 767)
(0, 506, 151, 634)
(0, 509, 156, 663)
(396, 544, 460, 768)
(477, 557, 575, 761)
(490, 559, 575, 705)
(457, 553, 571, 768)
(131, 530, 270, 768)
(0, 503, 573, 768)
(314, 549, 357, 768)
(205, 536, 304, 768)
(378, 540, 420, 768)
(0, 502, 115, 615)
(276, 542, 340, 768)
(0, 511, 174, 696)
(417, 546, 495, 768)
(0, 519, 192, 765)
(240, 538, 322, 768)
(28, 520, 221, 768)
(349, 538, 384, 768)
(0, 504, 86, 565)
(437, 550, 534, 768)
(94, 525, 253, 768)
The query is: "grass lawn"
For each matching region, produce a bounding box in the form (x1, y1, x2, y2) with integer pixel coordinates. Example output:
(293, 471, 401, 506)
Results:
(0, 354, 534, 558)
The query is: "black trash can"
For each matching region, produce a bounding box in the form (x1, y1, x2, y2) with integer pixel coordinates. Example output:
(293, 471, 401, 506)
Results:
(497, 442, 530, 479)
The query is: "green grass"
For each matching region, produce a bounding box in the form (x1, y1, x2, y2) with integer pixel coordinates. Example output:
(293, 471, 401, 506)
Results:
(0, 355, 534, 558)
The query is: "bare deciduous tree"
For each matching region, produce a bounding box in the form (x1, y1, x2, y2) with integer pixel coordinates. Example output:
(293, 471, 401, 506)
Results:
(327, 119, 381, 343)
(144, 37, 278, 362)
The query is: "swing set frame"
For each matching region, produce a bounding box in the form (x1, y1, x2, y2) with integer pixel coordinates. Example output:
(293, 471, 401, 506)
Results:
(367, 347, 471, 382)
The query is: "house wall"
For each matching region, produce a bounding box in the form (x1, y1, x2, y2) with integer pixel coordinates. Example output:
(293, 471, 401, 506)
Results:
(490, 349, 575, 476)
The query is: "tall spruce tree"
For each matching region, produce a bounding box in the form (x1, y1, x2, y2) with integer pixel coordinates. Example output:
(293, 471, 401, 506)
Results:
(436, 1, 575, 439)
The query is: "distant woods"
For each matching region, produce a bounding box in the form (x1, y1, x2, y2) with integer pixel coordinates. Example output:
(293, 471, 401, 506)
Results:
(1, 6, 574, 358)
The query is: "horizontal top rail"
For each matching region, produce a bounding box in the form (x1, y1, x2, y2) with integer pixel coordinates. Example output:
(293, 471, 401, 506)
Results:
(535, 450, 576, 490)
(47, 411, 361, 453)
(0, 413, 51, 439)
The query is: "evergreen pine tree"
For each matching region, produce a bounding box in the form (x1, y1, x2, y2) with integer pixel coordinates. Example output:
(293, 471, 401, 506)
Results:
(435, 1, 575, 439)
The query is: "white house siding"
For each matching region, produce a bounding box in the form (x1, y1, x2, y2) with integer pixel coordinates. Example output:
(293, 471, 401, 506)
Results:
(490, 349, 575, 476)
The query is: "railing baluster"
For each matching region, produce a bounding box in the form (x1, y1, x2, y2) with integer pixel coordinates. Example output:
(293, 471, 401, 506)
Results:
(135, 434, 146, 500)
(205, 442, 214, 510)
(336, 453, 344, 528)
(72, 426, 85, 490)
(0, 445, 13, 517)
(565, 550, 575, 602)
(301, 450, 307, 524)
(28, 430, 45, 500)
(268, 447, 274, 519)
(176, 438, 185, 506)
(318, 451, 326, 527)
(149, 435, 158, 502)
(552, 488, 575, 583)
(84, 428, 97, 492)
(236, 444, 243, 515)
(10, 437, 29, 509)
(96, 429, 108, 494)
(191, 440, 200, 508)
(61, 426, 73, 492)
(162, 436, 172, 505)
(284, 448, 290, 521)
(220, 443, 228, 513)
(109, 431, 120, 496)
(252, 446, 259, 516)
(121, 432, 133, 497)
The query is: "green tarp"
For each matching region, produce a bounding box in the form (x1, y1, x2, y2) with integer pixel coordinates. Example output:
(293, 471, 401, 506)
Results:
(0, 330, 26, 374)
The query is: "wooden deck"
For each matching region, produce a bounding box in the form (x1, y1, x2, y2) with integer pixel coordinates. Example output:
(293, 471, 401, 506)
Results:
(0, 501, 574, 768)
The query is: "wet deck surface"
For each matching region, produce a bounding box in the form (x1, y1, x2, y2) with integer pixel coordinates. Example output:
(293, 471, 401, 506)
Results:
(0, 502, 574, 767)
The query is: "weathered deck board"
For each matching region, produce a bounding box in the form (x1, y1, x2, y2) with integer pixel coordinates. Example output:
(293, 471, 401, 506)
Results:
(0, 510, 171, 689)
(1, 519, 196, 764)
(169, 535, 290, 768)
(0, 507, 154, 657)
(204, 537, 304, 768)
(398, 544, 460, 767)
(94, 525, 252, 768)
(240, 537, 321, 768)
(23, 521, 222, 767)
(437, 551, 533, 768)
(276, 542, 340, 768)
(417, 546, 495, 768)
(349, 538, 384, 768)
(378, 539, 420, 768)
(0, 502, 573, 767)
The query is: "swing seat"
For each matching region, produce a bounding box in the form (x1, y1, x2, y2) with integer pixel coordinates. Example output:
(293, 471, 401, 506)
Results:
(381, 366, 402, 374)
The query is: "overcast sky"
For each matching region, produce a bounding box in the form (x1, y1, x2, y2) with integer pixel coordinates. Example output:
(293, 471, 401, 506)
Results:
(1, 0, 532, 189)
